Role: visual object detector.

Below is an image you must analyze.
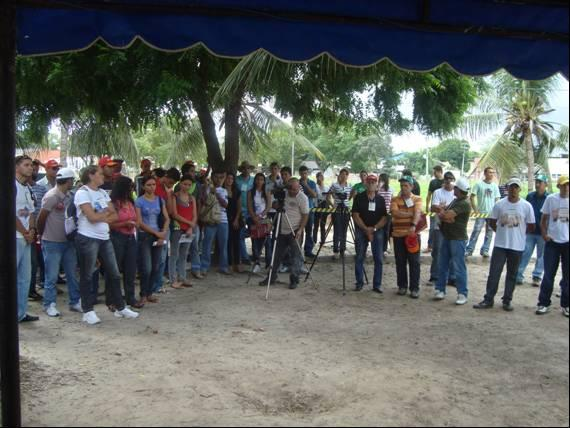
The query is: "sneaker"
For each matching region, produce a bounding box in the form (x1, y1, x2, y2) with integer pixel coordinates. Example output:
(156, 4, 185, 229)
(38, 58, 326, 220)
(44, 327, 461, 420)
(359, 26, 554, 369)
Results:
(536, 306, 550, 315)
(278, 265, 290, 274)
(300, 266, 309, 274)
(473, 301, 494, 310)
(464, 251, 473, 258)
(45, 303, 60, 318)
(372, 288, 383, 294)
(397, 288, 408, 296)
(354, 285, 364, 292)
(114, 307, 140, 319)
(69, 303, 83, 313)
(289, 282, 299, 290)
(434, 291, 446, 301)
(502, 303, 514, 312)
(532, 277, 541, 287)
(481, 251, 490, 258)
(83, 311, 101, 325)
(253, 264, 261, 274)
(20, 314, 40, 323)
(456, 294, 468, 306)
(192, 271, 204, 280)
(410, 290, 420, 299)
(562, 307, 570, 318)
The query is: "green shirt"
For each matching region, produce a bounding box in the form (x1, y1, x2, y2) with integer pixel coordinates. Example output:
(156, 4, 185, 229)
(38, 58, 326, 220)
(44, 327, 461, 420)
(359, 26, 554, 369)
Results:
(353, 182, 366, 195)
(472, 181, 500, 214)
(440, 198, 471, 241)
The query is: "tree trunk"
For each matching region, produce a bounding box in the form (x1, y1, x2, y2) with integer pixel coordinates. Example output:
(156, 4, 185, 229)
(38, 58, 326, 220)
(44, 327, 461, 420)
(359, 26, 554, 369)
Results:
(193, 95, 224, 171)
(60, 122, 69, 167)
(223, 89, 244, 173)
(524, 130, 535, 191)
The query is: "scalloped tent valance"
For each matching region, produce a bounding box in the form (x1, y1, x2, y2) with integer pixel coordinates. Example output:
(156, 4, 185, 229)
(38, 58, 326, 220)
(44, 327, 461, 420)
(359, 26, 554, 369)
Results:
(16, 0, 569, 80)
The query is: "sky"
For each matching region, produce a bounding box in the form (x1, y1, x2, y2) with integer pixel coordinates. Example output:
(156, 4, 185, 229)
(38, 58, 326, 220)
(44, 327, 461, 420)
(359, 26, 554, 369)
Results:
(391, 74, 570, 154)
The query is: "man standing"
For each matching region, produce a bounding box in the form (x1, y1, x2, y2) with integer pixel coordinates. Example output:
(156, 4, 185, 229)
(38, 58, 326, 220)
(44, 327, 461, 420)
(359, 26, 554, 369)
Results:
(433, 177, 472, 305)
(236, 161, 255, 264)
(428, 172, 456, 286)
(36, 168, 82, 317)
(299, 166, 318, 258)
(516, 175, 549, 287)
(329, 168, 353, 259)
(466, 167, 501, 258)
(352, 175, 388, 293)
(98, 156, 118, 193)
(426, 165, 444, 253)
(37, 159, 60, 190)
(260, 178, 310, 290)
(536, 176, 569, 317)
(15, 155, 40, 323)
(28, 159, 48, 301)
(135, 158, 152, 196)
(474, 178, 535, 312)
(402, 169, 421, 196)
(391, 175, 423, 298)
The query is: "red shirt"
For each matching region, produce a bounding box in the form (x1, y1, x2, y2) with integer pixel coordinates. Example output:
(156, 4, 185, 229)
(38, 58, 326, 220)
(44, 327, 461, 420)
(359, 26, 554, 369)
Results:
(113, 201, 137, 236)
(155, 181, 168, 201)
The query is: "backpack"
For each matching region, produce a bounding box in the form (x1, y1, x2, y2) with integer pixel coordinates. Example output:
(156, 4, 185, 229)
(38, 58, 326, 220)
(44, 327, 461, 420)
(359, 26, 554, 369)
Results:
(65, 189, 79, 241)
(199, 188, 221, 226)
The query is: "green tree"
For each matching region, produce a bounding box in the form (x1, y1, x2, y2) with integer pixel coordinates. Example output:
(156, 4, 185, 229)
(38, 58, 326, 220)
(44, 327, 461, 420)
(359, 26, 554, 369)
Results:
(430, 138, 478, 172)
(17, 44, 480, 172)
(460, 72, 568, 188)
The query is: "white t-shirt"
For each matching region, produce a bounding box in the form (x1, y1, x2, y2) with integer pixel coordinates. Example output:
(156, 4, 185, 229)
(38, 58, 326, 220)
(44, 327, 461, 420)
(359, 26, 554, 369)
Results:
(317, 184, 330, 204)
(330, 183, 352, 208)
(253, 190, 267, 217)
(281, 191, 310, 235)
(75, 186, 112, 240)
(431, 188, 456, 230)
(490, 198, 536, 251)
(542, 193, 569, 244)
(16, 180, 35, 239)
(215, 187, 229, 224)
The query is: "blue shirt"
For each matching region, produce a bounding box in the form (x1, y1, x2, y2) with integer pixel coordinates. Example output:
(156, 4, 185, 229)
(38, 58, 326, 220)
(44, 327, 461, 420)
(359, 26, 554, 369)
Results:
(300, 179, 318, 209)
(135, 196, 161, 232)
(236, 175, 254, 217)
(526, 191, 549, 235)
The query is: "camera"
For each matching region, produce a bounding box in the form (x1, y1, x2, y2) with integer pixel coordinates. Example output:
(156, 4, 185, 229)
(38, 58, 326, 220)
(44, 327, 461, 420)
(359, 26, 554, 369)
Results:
(273, 186, 287, 203)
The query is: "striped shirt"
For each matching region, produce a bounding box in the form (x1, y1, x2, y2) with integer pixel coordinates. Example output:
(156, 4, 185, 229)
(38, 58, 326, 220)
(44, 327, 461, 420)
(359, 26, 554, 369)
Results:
(30, 182, 48, 216)
(378, 188, 393, 213)
(391, 194, 422, 238)
(330, 183, 352, 208)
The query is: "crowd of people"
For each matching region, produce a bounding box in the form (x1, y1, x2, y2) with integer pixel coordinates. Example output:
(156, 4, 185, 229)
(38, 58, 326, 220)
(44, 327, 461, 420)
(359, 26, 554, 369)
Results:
(14, 154, 569, 326)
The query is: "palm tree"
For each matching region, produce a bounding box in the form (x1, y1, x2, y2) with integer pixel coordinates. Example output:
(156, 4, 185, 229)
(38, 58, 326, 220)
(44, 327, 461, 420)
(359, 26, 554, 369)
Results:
(460, 72, 567, 189)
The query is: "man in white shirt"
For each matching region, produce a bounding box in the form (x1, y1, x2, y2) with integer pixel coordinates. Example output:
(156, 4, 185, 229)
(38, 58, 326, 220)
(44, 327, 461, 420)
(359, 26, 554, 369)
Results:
(474, 178, 535, 312)
(260, 178, 309, 290)
(428, 172, 456, 286)
(536, 176, 569, 317)
(15, 155, 40, 323)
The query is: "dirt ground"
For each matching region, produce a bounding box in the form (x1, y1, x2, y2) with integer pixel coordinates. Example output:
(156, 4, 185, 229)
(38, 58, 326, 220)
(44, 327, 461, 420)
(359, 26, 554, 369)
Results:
(18, 246, 569, 427)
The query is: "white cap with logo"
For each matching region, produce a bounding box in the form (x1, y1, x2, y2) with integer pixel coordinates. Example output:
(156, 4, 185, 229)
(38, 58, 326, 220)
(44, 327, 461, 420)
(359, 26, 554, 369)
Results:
(455, 177, 470, 193)
(506, 177, 522, 188)
(56, 168, 76, 180)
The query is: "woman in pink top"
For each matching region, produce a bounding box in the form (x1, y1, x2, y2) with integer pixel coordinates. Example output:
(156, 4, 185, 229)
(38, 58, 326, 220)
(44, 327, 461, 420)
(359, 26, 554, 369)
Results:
(110, 177, 143, 309)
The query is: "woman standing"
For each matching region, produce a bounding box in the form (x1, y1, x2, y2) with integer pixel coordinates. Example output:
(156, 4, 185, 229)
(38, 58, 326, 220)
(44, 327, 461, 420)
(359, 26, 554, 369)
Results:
(247, 173, 271, 274)
(75, 166, 139, 325)
(168, 175, 198, 289)
(135, 176, 170, 304)
(313, 172, 330, 247)
(110, 176, 143, 309)
(378, 173, 393, 254)
(225, 173, 243, 274)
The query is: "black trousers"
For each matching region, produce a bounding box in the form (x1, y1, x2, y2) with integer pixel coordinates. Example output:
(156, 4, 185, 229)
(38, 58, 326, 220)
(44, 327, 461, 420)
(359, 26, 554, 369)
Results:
(393, 236, 421, 292)
(484, 246, 523, 304)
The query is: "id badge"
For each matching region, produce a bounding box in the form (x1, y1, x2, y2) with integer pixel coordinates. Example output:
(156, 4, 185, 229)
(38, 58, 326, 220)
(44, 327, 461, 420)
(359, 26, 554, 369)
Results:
(368, 202, 376, 212)
(404, 198, 414, 208)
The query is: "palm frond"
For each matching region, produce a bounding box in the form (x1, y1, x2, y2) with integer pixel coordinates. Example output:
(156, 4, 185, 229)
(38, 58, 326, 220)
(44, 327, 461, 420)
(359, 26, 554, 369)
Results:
(478, 136, 525, 180)
(164, 118, 207, 167)
(457, 112, 505, 142)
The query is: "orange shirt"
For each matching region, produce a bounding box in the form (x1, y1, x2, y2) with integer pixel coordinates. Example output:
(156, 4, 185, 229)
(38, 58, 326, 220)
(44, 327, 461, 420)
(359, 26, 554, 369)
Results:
(391, 194, 422, 238)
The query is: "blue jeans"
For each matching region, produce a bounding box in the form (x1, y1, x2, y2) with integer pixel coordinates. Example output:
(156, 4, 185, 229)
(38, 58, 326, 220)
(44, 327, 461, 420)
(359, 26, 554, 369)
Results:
(436, 239, 468, 296)
(355, 228, 384, 290)
(516, 234, 545, 282)
(17, 238, 32, 321)
(169, 229, 193, 283)
(75, 234, 125, 313)
(201, 223, 229, 272)
(138, 232, 163, 297)
(41, 240, 81, 308)
(430, 229, 455, 282)
(304, 212, 315, 256)
(466, 218, 493, 255)
(538, 241, 569, 308)
(152, 229, 169, 293)
(190, 227, 202, 273)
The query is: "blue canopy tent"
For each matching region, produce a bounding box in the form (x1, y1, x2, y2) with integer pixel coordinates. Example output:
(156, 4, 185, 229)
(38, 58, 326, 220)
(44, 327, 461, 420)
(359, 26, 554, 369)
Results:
(1, 1, 568, 426)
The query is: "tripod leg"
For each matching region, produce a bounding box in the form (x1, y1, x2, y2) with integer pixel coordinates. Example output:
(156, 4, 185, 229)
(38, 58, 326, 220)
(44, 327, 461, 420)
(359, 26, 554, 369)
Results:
(281, 212, 319, 289)
(304, 216, 335, 282)
(265, 213, 283, 301)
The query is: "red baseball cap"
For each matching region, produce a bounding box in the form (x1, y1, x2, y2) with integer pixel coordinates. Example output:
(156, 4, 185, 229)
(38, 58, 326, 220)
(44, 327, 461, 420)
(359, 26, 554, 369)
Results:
(366, 174, 378, 183)
(45, 159, 60, 169)
(98, 156, 118, 168)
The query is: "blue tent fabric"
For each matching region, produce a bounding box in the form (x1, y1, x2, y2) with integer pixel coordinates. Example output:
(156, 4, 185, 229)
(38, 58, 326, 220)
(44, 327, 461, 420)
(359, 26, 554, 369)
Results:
(16, 0, 569, 80)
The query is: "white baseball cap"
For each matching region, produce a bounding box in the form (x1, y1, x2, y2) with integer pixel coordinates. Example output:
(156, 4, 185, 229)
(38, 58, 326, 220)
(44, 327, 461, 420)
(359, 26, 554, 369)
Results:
(455, 177, 470, 193)
(56, 168, 76, 180)
(506, 177, 522, 188)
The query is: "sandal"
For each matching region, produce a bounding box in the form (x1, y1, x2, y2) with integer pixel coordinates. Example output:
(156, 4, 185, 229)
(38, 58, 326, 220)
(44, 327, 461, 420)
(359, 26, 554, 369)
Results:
(131, 301, 145, 309)
(171, 282, 184, 290)
(147, 295, 159, 303)
(182, 282, 193, 288)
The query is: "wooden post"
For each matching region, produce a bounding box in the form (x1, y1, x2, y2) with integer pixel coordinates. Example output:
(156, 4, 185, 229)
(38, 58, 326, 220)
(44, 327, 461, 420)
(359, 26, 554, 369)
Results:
(0, 0, 22, 426)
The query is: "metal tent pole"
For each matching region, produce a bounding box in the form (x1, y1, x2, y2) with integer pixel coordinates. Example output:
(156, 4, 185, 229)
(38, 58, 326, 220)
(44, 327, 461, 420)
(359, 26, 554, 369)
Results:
(0, 1, 22, 426)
